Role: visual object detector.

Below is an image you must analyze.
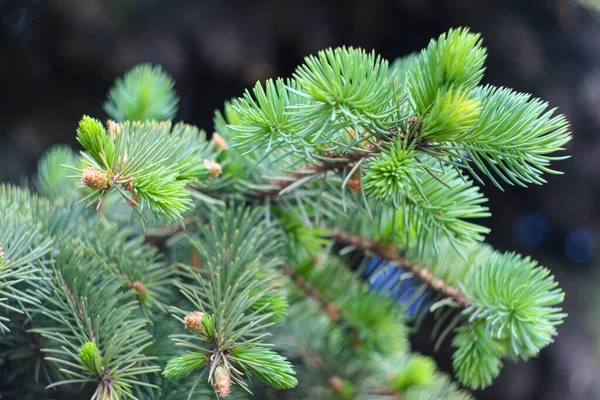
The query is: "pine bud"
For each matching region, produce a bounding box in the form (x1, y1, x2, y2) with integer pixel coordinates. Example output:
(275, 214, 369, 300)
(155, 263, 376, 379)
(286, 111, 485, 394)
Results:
(131, 280, 148, 303)
(213, 365, 231, 397)
(184, 311, 205, 334)
(79, 341, 103, 375)
(328, 376, 357, 399)
(81, 168, 109, 190)
(212, 132, 230, 150)
(329, 376, 344, 394)
(204, 160, 223, 177)
(106, 120, 119, 138)
(346, 173, 362, 193)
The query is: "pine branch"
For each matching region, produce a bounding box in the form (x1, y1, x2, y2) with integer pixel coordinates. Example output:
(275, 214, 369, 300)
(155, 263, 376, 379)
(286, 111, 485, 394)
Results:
(279, 264, 341, 323)
(253, 146, 379, 199)
(164, 204, 297, 397)
(8, 26, 573, 398)
(330, 228, 470, 308)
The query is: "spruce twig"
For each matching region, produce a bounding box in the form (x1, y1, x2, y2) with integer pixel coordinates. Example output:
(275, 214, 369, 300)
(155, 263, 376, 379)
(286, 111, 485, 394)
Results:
(330, 228, 470, 308)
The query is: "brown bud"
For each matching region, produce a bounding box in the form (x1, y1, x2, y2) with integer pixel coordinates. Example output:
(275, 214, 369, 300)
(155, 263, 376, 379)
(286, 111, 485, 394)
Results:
(81, 168, 109, 190)
(132, 281, 147, 294)
(204, 160, 223, 177)
(375, 243, 397, 260)
(123, 181, 139, 206)
(212, 132, 230, 150)
(184, 311, 206, 334)
(326, 305, 341, 322)
(346, 173, 362, 193)
(329, 376, 344, 395)
(106, 120, 119, 138)
(190, 249, 202, 269)
(213, 365, 231, 397)
(129, 281, 148, 302)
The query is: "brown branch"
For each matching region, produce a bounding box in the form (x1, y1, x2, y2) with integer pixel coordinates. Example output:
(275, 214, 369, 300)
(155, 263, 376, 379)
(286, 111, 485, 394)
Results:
(255, 148, 372, 199)
(330, 228, 470, 308)
(279, 264, 341, 323)
(279, 264, 368, 349)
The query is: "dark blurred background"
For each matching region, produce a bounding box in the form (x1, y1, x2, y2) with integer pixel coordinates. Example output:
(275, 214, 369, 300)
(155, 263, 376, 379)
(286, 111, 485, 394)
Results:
(1, 0, 599, 398)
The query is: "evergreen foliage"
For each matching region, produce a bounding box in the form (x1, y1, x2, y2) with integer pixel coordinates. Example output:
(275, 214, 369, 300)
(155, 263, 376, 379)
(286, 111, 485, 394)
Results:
(0, 27, 571, 399)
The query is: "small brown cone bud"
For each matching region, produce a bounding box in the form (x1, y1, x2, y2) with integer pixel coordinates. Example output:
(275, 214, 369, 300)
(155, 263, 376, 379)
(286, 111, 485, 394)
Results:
(204, 160, 222, 177)
(346, 173, 362, 193)
(81, 168, 109, 190)
(131, 281, 147, 294)
(190, 249, 202, 269)
(129, 281, 148, 302)
(106, 120, 119, 138)
(212, 132, 230, 150)
(329, 376, 344, 395)
(326, 305, 341, 322)
(184, 311, 206, 334)
(214, 365, 231, 397)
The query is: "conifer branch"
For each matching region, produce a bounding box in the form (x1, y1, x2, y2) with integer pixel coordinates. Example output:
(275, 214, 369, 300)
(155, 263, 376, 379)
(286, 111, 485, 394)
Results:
(279, 264, 341, 323)
(5, 26, 572, 397)
(330, 228, 470, 308)
(255, 146, 378, 199)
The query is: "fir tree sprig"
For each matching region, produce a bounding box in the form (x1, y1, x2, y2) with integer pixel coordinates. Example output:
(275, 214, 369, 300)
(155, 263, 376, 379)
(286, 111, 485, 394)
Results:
(163, 204, 297, 397)
(330, 228, 470, 307)
(2, 25, 574, 399)
(32, 243, 160, 399)
(328, 222, 565, 389)
(0, 186, 53, 335)
(451, 85, 571, 188)
(281, 258, 409, 356)
(104, 63, 179, 122)
(75, 117, 223, 222)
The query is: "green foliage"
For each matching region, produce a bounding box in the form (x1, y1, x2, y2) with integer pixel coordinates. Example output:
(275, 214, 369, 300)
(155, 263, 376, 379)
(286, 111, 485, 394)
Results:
(403, 373, 473, 400)
(104, 63, 179, 122)
(230, 78, 306, 155)
(80, 224, 177, 312)
(364, 152, 490, 252)
(408, 27, 486, 113)
(392, 355, 437, 391)
(0, 27, 574, 399)
(76, 116, 114, 165)
(291, 47, 397, 138)
(0, 186, 52, 335)
(76, 118, 222, 222)
(169, 123, 218, 183)
(249, 292, 289, 323)
(420, 88, 481, 140)
(388, 53, 418, 87)
(35, 145, 81, 200)
(456, 85, 571, 188)
(33, 243, 160, 397)
(232, 346, 298, 389)
(79, 341, 103, 375)
(362, 140, 418, 203)
(166, 204, 295, 397)
(163, 352, 207, 380)
(462, 252, 565, 358)
(288, 256, 409, 356)
(452, 323, 504, 390)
